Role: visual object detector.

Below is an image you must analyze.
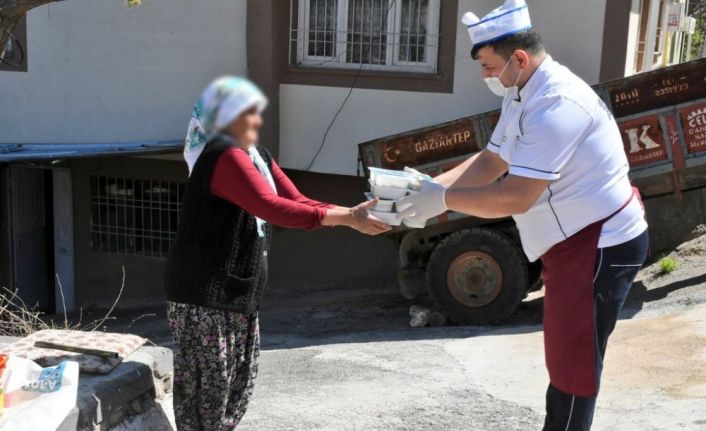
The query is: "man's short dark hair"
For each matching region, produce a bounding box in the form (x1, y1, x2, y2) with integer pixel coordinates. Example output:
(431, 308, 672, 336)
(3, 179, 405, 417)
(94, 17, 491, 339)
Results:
(471, 29, 545, 60)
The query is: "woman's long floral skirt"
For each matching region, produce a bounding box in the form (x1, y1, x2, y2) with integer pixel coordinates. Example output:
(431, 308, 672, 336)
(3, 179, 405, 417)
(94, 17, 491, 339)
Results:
(167, 302, 260, 430)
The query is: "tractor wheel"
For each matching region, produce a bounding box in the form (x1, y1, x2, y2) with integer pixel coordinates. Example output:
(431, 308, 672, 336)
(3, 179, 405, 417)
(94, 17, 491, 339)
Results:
(426, 228, 528, 325)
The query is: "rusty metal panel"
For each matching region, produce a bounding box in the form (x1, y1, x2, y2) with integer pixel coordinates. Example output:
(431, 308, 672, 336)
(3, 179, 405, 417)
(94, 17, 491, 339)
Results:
(472, 110, 500, 150)
(679, 163, 706, 191)
(485, 110, 501, 143)
(357, 117, 482, 170)
(617, 114, 670, 168)
(679, 101, 706, 154)
(605, 58, 706, 118)
(488, 110, 501, 127)
(632, 172, 675, 197)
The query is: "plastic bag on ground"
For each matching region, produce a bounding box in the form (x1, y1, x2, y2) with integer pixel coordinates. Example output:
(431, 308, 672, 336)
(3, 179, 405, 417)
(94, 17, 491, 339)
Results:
(0, 356, 79, 430)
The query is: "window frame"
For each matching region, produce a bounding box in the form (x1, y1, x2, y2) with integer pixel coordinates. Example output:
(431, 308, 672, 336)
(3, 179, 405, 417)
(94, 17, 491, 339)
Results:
(0, 16, 28, 73)
(278, 0, 458, 94)
(295, 0, 441, 74)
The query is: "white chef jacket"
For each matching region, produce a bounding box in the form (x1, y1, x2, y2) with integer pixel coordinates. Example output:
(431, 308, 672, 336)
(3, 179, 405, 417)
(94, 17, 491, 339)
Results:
(486, 56, 648, 262)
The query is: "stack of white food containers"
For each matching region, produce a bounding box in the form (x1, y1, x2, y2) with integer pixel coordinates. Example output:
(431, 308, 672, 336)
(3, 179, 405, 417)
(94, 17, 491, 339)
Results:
(366, 167, 430, 226)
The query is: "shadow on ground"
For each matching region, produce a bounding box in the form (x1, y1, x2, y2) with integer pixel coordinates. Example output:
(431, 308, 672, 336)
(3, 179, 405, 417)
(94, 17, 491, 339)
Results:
(64, 268, 706, 352)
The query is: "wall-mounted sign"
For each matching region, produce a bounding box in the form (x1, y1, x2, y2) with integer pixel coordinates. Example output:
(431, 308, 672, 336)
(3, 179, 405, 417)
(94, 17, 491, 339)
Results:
(682, 16, 697, 34)
(618, 114, 669, 167)
(680, 102, 706, 154)
(667, 3, 684, 32)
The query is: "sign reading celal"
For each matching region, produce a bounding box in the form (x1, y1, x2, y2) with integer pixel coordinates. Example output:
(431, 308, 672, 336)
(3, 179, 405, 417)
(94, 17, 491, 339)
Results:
(680, 102, 706, 154)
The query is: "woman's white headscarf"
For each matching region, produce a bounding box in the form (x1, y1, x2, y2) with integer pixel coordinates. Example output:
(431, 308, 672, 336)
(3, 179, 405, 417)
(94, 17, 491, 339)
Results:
(185, 76, 275, 237)
(184, 76, 269, 174)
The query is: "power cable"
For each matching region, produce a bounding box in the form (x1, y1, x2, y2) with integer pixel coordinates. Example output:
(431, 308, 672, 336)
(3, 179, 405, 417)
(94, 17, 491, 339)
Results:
(305, 0, 397, 171)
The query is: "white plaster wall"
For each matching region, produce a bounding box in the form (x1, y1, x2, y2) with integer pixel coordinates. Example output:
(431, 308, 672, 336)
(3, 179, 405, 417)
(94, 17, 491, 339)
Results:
(279, 0, 608, 175)
(0, 0, 247, 144)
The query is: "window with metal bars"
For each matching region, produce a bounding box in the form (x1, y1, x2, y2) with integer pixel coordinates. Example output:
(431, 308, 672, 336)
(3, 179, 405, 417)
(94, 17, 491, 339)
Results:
(90, 176, 185, 258)
(290, 0, 441, 73)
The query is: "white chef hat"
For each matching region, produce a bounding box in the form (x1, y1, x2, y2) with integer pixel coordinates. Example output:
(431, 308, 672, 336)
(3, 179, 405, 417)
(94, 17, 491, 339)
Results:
(462, 0, 532, 50)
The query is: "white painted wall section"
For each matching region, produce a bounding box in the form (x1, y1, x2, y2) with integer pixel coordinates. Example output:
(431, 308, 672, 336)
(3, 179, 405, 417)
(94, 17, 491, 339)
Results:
(279, 0, 607, 176)
(0, 0, 247, 145)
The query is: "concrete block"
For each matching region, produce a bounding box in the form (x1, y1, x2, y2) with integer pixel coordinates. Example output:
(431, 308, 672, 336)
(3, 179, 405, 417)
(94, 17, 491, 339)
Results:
(54, 345, 173, 431)
(125, 345, 173, 378)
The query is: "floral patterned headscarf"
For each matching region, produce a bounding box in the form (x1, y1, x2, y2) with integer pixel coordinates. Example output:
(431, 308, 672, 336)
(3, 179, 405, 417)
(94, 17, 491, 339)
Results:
(184, 76, 268, 174)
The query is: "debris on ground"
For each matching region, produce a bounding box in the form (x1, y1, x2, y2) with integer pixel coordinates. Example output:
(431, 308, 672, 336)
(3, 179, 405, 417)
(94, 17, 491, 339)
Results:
(409, 305, 448, 328)
(409, 305, 429, 328)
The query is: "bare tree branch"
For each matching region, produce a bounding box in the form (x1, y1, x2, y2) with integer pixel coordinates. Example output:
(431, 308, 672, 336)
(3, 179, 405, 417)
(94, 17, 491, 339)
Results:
(0, 0, 61, 14)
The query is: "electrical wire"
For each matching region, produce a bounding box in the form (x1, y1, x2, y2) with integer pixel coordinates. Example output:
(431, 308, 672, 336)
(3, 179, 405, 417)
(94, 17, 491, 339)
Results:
(0, 30, 25, 68)
(305, 0, 397, 171)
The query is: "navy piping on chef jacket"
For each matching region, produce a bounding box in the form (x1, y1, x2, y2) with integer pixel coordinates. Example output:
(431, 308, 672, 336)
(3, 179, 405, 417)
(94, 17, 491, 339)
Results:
(547, 184, 569, 239)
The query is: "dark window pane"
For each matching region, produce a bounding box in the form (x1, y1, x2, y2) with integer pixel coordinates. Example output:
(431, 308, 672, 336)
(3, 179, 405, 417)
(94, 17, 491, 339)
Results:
(308, 0, 338, 57)
(346, 0, 388, 65)
(399, 0, 428, 63)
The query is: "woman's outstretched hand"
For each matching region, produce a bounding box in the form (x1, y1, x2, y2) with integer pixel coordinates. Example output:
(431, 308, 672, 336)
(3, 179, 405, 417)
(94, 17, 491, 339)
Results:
(349, 199, 392, 235)
(321, 199, 392, 235)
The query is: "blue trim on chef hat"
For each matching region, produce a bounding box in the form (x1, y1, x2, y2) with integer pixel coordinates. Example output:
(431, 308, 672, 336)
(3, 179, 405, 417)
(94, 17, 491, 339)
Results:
(467, 5, 529, 29)
(472, 25, 534, 49)
(463, 0, 533, 49)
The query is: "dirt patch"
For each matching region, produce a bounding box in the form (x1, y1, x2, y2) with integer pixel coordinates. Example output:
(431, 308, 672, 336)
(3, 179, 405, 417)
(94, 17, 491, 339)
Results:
(604, 305, 706, 400)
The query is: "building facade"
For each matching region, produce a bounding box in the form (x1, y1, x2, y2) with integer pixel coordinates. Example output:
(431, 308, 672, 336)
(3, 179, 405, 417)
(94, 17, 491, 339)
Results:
(0, 0, 690, 312)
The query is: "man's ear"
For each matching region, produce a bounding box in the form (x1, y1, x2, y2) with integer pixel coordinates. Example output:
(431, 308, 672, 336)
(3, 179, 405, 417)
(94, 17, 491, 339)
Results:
(513, 50, 531, 69)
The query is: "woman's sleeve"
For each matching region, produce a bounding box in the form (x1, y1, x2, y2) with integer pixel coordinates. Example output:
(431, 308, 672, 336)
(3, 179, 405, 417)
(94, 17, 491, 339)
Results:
(270, 159, 335, 209)
(209, 148, 327, 229)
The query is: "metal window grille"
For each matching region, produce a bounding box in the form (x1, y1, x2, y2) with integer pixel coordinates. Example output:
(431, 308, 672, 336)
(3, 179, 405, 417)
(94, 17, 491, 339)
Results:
(90, 176, 185, 258)
(290, 0, 440, 73)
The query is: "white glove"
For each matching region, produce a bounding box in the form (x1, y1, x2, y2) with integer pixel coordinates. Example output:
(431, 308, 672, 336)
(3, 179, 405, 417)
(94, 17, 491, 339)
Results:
(397, 179, 447, 228)
(403, 167, 432, 191)
(401, 214, 428, 229)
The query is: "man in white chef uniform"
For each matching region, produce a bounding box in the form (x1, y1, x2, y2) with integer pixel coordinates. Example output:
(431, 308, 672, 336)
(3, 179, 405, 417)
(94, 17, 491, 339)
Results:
(398, 1, 649, 430)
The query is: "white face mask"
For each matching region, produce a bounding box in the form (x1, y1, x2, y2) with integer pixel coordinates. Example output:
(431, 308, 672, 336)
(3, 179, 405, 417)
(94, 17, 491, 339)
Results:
(484, 57, 522, 97)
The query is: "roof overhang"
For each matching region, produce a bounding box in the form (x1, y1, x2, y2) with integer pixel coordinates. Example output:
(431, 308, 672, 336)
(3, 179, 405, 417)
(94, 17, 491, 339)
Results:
(0, 141, 183, 162)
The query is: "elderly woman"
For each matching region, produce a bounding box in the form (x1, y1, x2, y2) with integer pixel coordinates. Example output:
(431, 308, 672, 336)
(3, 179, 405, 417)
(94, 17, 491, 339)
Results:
(165, 77, 389, 430)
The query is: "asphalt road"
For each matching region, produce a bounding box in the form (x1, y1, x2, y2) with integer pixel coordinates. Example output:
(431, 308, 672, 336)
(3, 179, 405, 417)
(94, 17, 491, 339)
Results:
(107, 234, 706, 431)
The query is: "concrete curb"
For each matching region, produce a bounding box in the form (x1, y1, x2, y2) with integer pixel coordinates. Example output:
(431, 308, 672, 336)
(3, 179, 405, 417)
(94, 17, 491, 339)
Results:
(59, 346, 174, 431)
(0, 337, 173, 431)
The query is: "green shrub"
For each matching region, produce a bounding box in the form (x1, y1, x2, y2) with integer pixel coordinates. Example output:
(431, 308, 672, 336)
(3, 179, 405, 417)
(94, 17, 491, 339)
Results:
(658, 257, 679, 275)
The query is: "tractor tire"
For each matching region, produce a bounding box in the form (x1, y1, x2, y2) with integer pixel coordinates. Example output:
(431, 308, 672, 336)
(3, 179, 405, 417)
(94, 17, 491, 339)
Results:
(527, 260, 544, 293)
(399, 268, 427, 300)
(426, 228, 528, 325)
